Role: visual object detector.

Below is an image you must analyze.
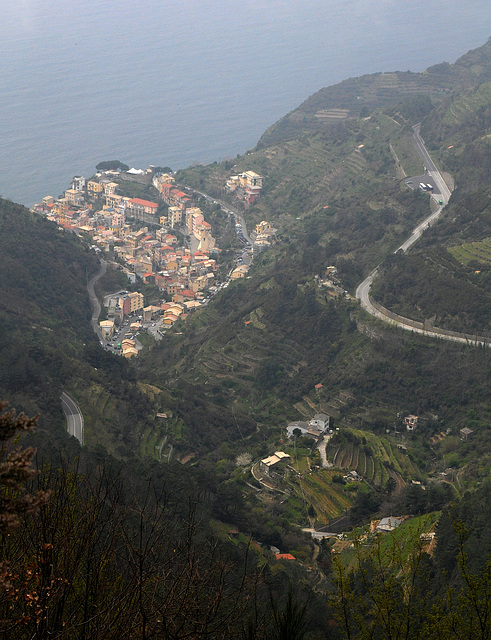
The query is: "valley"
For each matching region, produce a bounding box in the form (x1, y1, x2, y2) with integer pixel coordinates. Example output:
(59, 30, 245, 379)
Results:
(0, 37, 490, 639)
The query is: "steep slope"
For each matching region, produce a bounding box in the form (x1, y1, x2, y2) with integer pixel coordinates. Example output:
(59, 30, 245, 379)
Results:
(371, 45, 491, 334)
(0, 199, 154, 458)
(0, 200, 96, 417)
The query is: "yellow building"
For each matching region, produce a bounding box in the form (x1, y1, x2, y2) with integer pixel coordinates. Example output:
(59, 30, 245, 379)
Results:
(226, 175, 240, 191)
(105, 193, 127, 210)
(64, 189, 84, 206)
(99, 320, 115, 338)
(128, 291, 144, 313)
(185, 207, 203, 233)
(104, 182, 119, 195)
(255, 220, 273, 234)
(87, 180, 104, 196)
(168, 206, 183, 228)
(242, 170, 263, 188)
(122, 343, 138, 358)
(52, 198, 69, 215)
(231, 265, 249, 279)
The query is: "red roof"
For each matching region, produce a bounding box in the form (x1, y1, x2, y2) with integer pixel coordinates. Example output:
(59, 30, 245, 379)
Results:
(275, 553, 295, 560)
(130, 198, 158, 208)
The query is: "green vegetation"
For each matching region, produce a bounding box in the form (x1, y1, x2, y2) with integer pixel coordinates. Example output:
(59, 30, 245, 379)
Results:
(449, 235, 491, 265)
(0, 198, 158, 459)
(112, 177, 160, 201)
(95, 160, 129, 172)
(2, 37, 491, 639)
(325, 428, 420, 486)
(332, 483, 491, 639)
(298, 470, 353, 520)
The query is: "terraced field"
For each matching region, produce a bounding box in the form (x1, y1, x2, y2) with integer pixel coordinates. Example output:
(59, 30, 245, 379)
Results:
(325, 428, 419, 487)
(376, 512, 440, 565)
(443, 82, 491, 127)
(298, 470, 354, 520)
(449, 237, 491, 265)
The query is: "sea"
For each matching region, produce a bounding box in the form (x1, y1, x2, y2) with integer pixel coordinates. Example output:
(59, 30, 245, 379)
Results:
(0, 0, 489, 206)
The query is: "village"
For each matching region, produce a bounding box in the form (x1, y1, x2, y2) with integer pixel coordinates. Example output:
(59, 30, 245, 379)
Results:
(31, 165, 277, 358)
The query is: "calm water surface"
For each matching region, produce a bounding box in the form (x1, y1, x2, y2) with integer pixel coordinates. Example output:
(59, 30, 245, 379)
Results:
(0, 0, 489, 205)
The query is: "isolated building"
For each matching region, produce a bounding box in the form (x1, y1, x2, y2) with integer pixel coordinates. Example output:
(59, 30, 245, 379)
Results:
(404, 415, 418, 432)
(260, 451, 291, 475)
(376, 517, 403, 532)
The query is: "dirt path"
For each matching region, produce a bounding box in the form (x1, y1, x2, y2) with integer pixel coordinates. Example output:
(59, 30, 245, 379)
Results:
(317, 434, 333, 468)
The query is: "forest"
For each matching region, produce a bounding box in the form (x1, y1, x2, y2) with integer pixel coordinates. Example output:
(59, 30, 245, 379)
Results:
(3, 404, 491, 639)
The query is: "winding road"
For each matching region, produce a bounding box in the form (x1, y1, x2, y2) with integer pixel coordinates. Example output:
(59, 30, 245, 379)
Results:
(355, 125, 490, 346)
(61, 257, 108, 443)
(88, 258, 107, 342)
(61, 392, 84, 445)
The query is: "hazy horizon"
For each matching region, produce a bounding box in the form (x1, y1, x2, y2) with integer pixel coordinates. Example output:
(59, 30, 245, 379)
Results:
(0, 0, 489, 205)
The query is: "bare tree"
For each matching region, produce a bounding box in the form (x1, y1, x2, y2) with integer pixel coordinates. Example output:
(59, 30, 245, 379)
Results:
(0, 402, 49, 533)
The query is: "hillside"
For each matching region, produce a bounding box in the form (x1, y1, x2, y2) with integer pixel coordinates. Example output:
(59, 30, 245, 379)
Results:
(2, 38, 491, 640)
(0, 199, 157, 459)
(0, 200, 96, 420)
(0, 35, 489, 542)
(142, 38, 491, 485)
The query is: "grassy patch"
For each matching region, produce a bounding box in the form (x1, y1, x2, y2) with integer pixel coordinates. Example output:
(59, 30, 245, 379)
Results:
(449, 237, 491, 266)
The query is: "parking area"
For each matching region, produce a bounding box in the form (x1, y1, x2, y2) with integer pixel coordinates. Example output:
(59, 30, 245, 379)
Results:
(405, 175, 441, 196)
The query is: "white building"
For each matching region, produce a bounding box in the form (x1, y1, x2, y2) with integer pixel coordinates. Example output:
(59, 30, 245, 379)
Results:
(376, 517, 402, 532)
(310, 413, 330, 431)
(71, 176, 86, 191)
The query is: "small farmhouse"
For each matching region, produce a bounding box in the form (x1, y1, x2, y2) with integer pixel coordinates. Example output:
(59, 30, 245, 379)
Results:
(260, 451, 291, 475)
(376, 517, 403, 532)
(286, 413, 330, 438)
(404, 415, 418, 432)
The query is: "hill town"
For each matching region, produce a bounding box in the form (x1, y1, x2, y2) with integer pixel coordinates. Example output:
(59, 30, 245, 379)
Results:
(30, 165, 276, 357)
